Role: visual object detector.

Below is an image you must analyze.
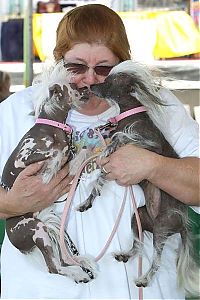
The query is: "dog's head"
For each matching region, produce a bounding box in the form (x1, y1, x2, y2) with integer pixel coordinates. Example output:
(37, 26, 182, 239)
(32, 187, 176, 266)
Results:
(33, 61, 89, 118)
(90, 60, 163, 108)
(90, 72, 135, 101)
(48, 83, 89, 108)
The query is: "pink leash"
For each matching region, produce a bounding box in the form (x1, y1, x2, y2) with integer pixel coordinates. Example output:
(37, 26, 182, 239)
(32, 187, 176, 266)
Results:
(59, 152, 128, 265)
(58, 107, 146, 299)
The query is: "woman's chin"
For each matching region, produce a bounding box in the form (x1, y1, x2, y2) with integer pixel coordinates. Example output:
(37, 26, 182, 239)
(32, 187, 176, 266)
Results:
(77, 96, 109, 115)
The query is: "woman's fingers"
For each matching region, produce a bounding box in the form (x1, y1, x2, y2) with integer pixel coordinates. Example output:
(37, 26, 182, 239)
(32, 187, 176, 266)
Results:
(96, 156, 110, 166)
(52, 174, 74, 200)
(19, 161, 45, 177)
(9, 162, 74, 214)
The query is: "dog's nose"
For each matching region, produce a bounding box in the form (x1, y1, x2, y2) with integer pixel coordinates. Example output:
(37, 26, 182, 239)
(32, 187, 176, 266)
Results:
(79, 86, 90, 102)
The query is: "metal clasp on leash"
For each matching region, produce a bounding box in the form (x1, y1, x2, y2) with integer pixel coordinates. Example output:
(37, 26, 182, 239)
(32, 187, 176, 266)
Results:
(95, 120, 118, 132)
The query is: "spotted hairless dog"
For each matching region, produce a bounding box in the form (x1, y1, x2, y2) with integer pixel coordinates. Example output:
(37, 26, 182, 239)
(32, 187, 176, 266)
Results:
(77, 60, 199, 295)
(1, 62, 97, 283)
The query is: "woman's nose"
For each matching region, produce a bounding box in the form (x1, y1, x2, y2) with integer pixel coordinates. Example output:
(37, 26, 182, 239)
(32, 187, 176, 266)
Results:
(82, 68, 99, 85)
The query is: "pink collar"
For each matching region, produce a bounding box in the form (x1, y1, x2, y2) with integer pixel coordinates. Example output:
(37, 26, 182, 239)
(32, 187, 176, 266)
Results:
(108, 106, 147, 124)
(35, 118, 72, 133)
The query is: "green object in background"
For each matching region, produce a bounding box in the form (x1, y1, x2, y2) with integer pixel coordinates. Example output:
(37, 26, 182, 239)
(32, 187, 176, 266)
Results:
(188, 207, 200, 261)
(0, 219, 5, 248)
(186, 207, 200, 300)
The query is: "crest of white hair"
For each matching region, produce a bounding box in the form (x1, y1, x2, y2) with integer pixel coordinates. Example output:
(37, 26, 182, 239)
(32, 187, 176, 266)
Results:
(111, 123, 160, 150)
(109, 60, 168, 129)
(32, 60, 72, 118)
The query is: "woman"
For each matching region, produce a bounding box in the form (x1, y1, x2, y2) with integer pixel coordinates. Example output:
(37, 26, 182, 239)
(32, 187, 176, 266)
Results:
(0, 4, 199, 299)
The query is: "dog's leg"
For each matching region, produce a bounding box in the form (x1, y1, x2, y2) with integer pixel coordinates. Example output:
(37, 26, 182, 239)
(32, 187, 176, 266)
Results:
(7, 215, 64, 273)
(76, 178, 104, 212)
(77, 139, 119, 212)
(7, 215, 94, 283)
(135, 224, 167, 287)
(135, 200, 186, 288)
(114, 206, 153, 262)
(7, 215, 60, 273)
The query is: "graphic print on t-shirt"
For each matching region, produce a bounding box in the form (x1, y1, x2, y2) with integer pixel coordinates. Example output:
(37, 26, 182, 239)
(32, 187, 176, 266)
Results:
(73, 126, 111, 175)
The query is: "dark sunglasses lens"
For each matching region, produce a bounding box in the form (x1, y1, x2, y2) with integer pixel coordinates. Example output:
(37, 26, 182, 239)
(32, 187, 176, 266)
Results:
(64, 63, 88, 74)
(94, 66, 113, 76)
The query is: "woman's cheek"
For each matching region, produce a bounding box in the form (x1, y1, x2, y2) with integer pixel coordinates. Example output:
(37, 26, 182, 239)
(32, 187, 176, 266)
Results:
(69, 75, 82, 86)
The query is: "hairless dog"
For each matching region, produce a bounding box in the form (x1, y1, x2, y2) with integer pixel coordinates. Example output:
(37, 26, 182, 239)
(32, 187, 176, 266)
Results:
(77, 60, 199, 296)
(1, 62, 97, 283)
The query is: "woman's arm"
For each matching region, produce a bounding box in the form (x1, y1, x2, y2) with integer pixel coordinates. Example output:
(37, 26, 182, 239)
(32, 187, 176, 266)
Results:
(0, 162, 73, 219)
(98, 144, 199, 206)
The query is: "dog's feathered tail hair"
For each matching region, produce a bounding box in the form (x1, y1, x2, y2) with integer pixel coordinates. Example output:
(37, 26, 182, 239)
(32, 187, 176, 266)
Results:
(177, 226, 200, 297)
(165, 208, 200, 297)
(32, 60, 72, 117)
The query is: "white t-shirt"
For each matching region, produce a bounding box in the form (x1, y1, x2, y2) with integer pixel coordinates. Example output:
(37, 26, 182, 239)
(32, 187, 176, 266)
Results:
(0, 86, 199, 299)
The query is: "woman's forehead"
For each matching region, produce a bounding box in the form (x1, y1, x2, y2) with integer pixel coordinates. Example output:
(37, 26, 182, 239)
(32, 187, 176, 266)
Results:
(64, 43, 119, 64)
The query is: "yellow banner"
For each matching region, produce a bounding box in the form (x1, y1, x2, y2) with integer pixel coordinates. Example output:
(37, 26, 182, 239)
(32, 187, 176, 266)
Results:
(33, 10, 200, 61)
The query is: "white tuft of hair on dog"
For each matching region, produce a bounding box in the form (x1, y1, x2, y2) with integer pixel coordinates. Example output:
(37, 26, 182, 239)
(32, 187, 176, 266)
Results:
(109, 60, 168, 130)
(111, 123, 160, 150)
(32, 60, 73, 117)
(35, 204, 68, 267)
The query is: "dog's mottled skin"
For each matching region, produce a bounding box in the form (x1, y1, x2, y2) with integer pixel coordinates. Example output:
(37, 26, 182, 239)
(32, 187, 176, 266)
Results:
(1, 63, 97, 283)
(77, 61, 199, 296)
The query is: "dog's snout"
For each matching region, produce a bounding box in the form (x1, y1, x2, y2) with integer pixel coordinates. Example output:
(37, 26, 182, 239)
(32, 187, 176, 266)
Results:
(90, 84, 96, 92)
(90, 84, 100, 96)
(79, 86, 90, 102)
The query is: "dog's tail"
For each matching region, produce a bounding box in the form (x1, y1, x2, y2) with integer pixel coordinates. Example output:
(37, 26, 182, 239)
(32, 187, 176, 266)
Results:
(177, 227, 200, 297)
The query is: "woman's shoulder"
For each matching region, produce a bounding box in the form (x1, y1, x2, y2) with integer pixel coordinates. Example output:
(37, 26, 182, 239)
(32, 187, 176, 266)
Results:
(155, 87, 199, 157)
(0, 85, 36, 134)
(0, 85, 35, 109)
(0, 86, 38, 124)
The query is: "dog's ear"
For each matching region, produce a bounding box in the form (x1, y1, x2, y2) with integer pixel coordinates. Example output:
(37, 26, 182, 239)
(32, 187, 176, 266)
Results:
(49, 84, 59, 98)
(49, 84, 65, 100)
(130, 86, 136, 94)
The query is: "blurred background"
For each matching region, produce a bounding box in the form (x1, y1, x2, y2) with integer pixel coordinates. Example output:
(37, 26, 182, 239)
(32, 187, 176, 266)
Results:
(0, 0, 199, 116)
(0, 0, 200, 115)
(0, 1, 199, 295)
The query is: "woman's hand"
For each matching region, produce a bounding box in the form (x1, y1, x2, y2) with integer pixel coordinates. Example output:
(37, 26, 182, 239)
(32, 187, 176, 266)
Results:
(98, 144, 200, 206)
(98, 144, 156, 186)
(1, 162, 74, 218)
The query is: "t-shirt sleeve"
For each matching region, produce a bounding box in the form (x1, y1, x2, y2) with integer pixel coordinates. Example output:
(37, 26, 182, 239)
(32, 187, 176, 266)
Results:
(0, 87, 35, 177)
(154, 87, 199, 158)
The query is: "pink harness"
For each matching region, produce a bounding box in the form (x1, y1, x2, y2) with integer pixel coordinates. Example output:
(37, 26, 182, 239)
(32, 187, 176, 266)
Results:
(108, 106, 147, 124)
(35, 118, 72, 133)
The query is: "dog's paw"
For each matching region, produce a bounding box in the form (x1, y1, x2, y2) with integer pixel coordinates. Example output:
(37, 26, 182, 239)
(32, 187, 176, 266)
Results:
(76, 202, 92, 212)
(75, 255, 98, 280)
(59, 265, 91, 283)
(135, 275, 149, 288)
(112, 251, 131, 263)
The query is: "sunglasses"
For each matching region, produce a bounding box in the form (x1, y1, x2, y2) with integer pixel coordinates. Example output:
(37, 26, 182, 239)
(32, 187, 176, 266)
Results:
(63, 61, 115, 76)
